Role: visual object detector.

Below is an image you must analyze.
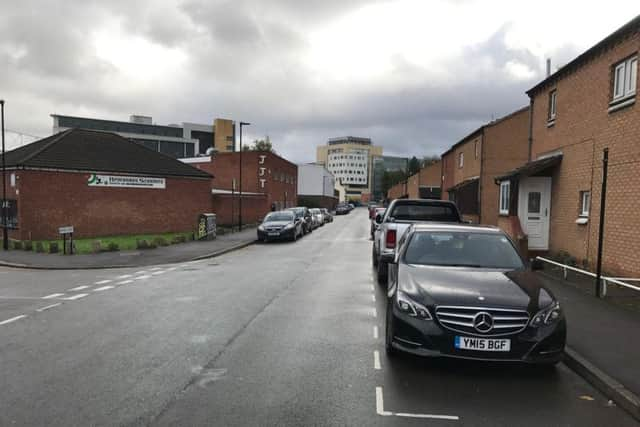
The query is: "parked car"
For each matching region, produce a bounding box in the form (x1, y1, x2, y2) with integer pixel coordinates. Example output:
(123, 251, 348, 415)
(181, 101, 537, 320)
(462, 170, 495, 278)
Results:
(372, 199, 462, 283)
(385, 223, 565, 365)
(287, 207, 313, 234)
(368, 204, 379, 219)
(370, 207, 386, 239)
(335, 203, 350, 215)
(257, 211, 303, 242)
(321, 208, 333, 223)
(348, 203, 355, 211)
(309, 208, 324, 227)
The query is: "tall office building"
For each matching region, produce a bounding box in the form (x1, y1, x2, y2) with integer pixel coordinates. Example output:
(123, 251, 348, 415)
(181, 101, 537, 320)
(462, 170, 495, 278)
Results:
(316, 136, 383, 201)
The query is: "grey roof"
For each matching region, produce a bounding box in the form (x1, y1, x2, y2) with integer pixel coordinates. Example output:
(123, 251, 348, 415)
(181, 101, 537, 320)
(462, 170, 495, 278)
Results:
(495, 154, 563, 182)
(1, 128, 212, 179)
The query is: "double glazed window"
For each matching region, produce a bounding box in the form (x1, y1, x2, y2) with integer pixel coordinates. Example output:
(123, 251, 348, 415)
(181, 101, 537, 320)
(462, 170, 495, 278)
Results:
(612, 56, 637, 102)
(548, 90, 557, 121)
(580, 191, 591, 217)
(499, 181, 510, 215)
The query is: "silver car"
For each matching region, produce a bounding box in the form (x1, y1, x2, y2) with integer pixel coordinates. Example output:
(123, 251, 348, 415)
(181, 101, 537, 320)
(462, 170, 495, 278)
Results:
(309, 208, 324, 228)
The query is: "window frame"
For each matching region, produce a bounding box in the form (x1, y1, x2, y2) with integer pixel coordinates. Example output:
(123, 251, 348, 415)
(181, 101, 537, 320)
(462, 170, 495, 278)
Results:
(458, 152, 464, 168)
(548, 89, 557, 122)
(612, 56, 637, 103)
(499, 181, 510, 215)
(580, 190, 591, 217)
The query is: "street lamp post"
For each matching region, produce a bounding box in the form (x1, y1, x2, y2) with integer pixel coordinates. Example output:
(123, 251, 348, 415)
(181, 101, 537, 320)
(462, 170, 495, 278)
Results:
(1, 100, 7, 250)
(238, 121, 250, 230)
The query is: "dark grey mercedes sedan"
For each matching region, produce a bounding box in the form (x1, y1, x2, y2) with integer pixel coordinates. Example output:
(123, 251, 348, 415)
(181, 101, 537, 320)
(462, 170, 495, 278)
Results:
(385, 223, 565, 365)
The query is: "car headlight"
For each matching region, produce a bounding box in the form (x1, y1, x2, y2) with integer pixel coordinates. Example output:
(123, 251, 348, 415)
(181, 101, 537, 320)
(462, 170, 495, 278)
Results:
(258, 225, 265, 231)
(396, 291, 432, 320)
(530, 301, 562, 327)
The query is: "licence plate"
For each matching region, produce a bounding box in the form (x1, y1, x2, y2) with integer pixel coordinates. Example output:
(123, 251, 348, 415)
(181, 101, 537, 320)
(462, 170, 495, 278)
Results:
(454, 336, 510, 352)
(268, 232, 279, 236)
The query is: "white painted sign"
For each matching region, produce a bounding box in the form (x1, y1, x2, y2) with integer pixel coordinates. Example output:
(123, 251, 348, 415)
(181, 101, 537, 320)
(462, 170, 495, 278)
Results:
(87, 174, 166, 189)
(58, 226, 74, 234)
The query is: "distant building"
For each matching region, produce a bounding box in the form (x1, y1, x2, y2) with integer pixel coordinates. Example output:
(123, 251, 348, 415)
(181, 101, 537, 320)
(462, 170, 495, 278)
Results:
(296, 163, 337, 210)
(316, 136, 383, 201)
(52, 114, 236, 159)
(371, 155, 408, 201)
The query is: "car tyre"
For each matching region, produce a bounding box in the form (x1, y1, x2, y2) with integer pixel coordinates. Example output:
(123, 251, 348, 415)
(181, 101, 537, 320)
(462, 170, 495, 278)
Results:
(377, 261, 387, 284)
(385, 302, 397, 357)
(372, 246, 378, 267)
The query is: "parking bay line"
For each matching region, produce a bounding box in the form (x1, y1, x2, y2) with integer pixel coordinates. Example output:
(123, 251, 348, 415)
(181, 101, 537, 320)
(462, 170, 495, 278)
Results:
(62, 293, 89, 301)
(116, 274, 133, 280)
(37, 303, 61, 312)
(151, 271, 166, 276)
(93, 286, 114, 292)
(94, 280, 112, 285)
(116, 280, 134, 285)
(134, 275, 152, 280)
(68, 285, 90, 292)
(0, 315, 27, 325)
(42, 293, 65, 299)
(374, 351, 381, 370)
(373, 326, 379, 339)
(375, 387, 459, 420)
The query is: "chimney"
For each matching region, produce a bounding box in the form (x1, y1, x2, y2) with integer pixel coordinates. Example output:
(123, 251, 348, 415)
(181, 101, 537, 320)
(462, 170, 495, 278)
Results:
(546, 58, 551, 77)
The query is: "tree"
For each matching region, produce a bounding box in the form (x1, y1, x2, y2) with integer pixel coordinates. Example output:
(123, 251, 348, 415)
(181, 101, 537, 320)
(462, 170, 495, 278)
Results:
(408, 156, 421, 175)
(421, 155, 440, 167)
(244, 135, 276, 153)
(382, 170, 407, 196)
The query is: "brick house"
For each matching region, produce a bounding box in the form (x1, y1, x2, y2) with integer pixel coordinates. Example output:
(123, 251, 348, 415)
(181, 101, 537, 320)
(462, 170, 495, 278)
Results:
(441, 107, 530, 224)
(386, 160, 443, 200)
(497, 16, 640, 277)
(0, 129, 213, 240)
(186, 151, 298, 226)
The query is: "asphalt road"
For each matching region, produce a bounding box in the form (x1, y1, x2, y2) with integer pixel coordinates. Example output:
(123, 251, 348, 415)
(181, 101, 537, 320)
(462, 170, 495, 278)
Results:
(0, 209, 636, 426)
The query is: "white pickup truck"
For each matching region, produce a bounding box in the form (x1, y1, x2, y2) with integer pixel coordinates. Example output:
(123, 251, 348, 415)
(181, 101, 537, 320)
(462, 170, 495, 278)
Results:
(372, 199, 462, 283)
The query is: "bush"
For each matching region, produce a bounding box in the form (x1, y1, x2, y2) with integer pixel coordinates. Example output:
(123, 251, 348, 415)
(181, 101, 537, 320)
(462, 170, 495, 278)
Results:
(137, 239, 157, 250)
(12, 241, 23, 250)
(49, 242, 59, 254)
(106, 242, 119, 252)
(35, 242, 45, 253)
(153, 237, 169, 247)
(23, 241, 33, 251)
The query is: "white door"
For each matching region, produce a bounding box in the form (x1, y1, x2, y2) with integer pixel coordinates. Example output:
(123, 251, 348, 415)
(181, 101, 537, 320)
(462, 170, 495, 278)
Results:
(518, 177, 552, 250)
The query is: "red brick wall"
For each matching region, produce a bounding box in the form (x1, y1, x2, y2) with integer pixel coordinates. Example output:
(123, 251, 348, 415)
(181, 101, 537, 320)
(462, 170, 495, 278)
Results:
(441, 150, 455, 200)
(190, 151, 298, 212)
(387, 181, 407, 200)
(481, 107, 530, 225)
(7, 170, 211, 241)
(420, 160, 441, 187)
(529, 32, 640, 276)
(211, 194, 268, 226)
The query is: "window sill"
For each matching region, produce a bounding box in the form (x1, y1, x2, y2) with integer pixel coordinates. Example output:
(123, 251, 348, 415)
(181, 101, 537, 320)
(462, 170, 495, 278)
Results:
(575, 217, 589, 225)
(546, 119, 556, 128)
(499, 212, 510, 217)
(608, 95, 635, 113)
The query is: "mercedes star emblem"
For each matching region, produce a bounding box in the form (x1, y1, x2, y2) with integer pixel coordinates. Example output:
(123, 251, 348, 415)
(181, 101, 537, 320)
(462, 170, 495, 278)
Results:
(473, 312, 494, 333)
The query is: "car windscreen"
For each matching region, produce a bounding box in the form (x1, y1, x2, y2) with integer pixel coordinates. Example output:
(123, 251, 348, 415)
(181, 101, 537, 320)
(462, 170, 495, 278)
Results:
(389, 204, 458, 222)
(288, 208, 304, 217)
(265, 213, 294, 222)
(404, 231, 524, 269)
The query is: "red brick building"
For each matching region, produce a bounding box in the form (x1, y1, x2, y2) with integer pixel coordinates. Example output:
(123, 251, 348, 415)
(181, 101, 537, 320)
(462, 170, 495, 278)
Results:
(386, 160, 442, 201)
(441, 107, 530, 224)
(497, 16, 640, 277)
(0, 129, 212, 241)
(186, 151, 298, 226)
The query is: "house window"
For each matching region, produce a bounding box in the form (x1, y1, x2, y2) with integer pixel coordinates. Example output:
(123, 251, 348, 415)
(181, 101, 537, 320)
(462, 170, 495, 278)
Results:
(612, 56, 637, 102)
(458, 152, 464, 168)
(580, 191, 590, 217)
(548, 90, 557, 121)
(2, 199, 18, 228)
(475, 140, 480, 159)
(499, 181, 510, 215)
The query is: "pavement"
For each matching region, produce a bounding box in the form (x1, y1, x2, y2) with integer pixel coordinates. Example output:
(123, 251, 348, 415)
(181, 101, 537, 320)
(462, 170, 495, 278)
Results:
(538, 272, 640, 420)
(0, 227, 258, 269)
(0, 210, 636, 426)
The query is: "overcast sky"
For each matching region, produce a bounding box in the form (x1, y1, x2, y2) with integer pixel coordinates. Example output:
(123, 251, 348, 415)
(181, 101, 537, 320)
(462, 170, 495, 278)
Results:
(1, 1, 638, 161)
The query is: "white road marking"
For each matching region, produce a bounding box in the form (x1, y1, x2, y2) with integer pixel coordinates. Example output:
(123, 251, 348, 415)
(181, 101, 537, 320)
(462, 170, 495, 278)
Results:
(375, 386, 459, 420)
(42, 293, 65, 299)
(68, 285, 90, 292)
(134, 270, 147, 275)
(150, 267, 162, 271)
(372, 308, 377, 318)
(372, 294, 376, 302)
(166, 267, 177, 271)
(151, 271, 166, 275)
(37, 303, 61, 312)
(135, 275, 152, 280)
(376, 387, 392, 416)
(374, 351, 381, 370)
(370, 284, 375, 291)
(93, 286, 114, 292)
(0, 315, 27, 325)
(94, 280, 112, 285)
(62, 293, 89, 300)
(116, 274, 132, 279)
(373, 326, 379, 339)
(116, 280, 134, 285)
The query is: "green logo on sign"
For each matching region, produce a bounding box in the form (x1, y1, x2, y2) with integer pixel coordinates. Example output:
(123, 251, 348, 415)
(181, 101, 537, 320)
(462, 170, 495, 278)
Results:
(88, 174, 97, 184)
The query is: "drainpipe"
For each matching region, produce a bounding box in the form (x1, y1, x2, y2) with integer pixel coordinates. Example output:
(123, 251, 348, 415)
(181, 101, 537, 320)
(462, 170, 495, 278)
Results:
(527, 98, 534, 162)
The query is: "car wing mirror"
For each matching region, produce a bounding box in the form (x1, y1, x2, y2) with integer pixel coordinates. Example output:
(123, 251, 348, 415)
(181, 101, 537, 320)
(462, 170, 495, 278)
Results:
(375, 214, 383, 224)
